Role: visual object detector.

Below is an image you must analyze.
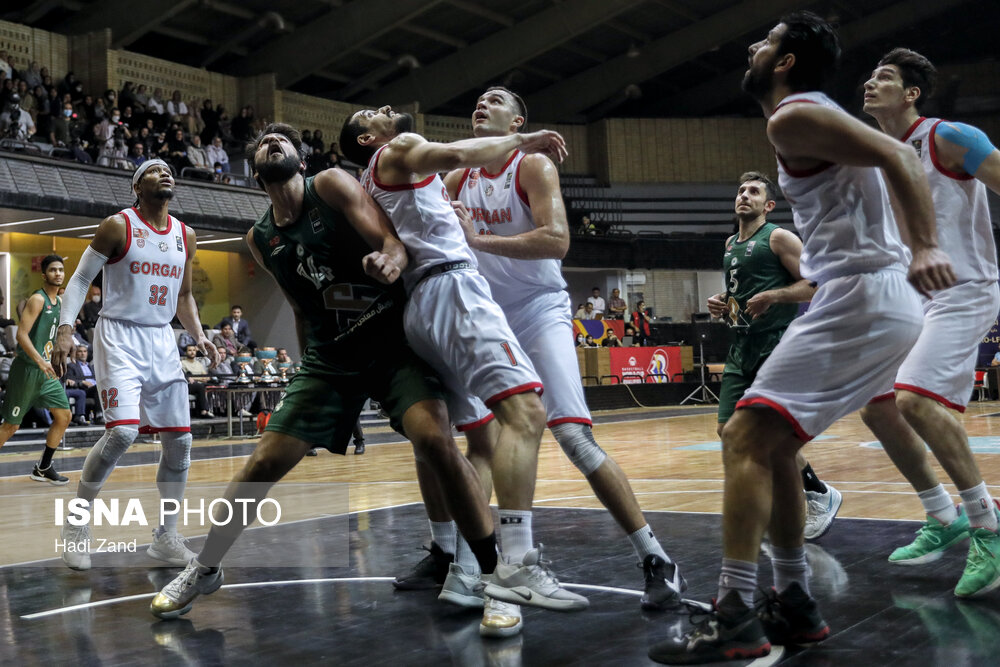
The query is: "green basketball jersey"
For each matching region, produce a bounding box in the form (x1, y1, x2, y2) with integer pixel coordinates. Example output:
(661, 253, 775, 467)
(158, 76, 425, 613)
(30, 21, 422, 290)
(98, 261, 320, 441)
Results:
(17, 289, 60, 363)
(252, 175, 407, 374)
(722, 222, 798, 336)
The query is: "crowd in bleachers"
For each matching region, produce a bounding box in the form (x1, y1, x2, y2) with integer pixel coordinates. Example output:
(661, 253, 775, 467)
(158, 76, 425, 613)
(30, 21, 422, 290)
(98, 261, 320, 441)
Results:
(0, 50, 346, 186)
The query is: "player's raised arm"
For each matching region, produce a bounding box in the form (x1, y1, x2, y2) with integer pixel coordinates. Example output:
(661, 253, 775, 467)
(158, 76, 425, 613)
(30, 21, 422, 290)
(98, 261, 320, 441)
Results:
(933, 121, 1000, 195)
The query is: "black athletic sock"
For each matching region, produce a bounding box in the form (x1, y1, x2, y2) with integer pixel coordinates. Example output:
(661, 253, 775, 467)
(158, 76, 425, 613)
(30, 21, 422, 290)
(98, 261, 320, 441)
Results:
(468, 532, 498, 575)
(801, 463, 827, 494)
(38, 445, 56, 469)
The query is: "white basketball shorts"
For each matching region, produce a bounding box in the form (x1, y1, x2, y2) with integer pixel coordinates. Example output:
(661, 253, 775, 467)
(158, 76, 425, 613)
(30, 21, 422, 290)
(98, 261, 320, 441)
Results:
(93, 317, 191, 432)
(737, 269, 923, 441)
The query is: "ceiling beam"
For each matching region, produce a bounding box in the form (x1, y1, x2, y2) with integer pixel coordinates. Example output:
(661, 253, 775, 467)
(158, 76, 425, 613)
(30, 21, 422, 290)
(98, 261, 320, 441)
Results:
(399, 24, 467, 49)
(228, 0, 445, 87)
(446, 0, 514, 27)
(55, 0, 198, 47)
(526, 0, 805, 120)
(368, 0, 644, 111)
(658, 0, 972, 116)
(649, 0, 700, 22)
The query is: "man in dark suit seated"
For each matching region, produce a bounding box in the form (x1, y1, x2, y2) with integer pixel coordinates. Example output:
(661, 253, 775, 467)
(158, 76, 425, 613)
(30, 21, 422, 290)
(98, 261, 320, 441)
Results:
(64, 344, 102, 423)
(217, 305, 255, 350)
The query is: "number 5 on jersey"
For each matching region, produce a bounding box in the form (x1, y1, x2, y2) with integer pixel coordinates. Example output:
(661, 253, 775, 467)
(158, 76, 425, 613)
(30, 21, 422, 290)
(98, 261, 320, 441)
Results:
(149, 285, 168, 306)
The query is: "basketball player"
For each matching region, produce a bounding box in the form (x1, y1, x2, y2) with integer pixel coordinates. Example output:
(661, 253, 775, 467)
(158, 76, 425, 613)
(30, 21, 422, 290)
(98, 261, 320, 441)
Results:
(151, 123, 502, 619)
(340, 108, 588, 628)
(395, 86, 684, 633)
(0, 254, 70, 485)
(858, 48, 1000, 597)
(706, 172, 841, 541)
(53, 158, 219, 571)
(650, 12, 955, 664)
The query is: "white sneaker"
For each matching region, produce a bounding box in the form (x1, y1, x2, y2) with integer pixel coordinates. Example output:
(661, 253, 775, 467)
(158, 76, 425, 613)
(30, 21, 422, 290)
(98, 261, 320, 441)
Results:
(147, 528, 197, 566)
(61, 519, 92, 571)
(480, 594, 523, 638)
(484, 545, 589, 611)
(438, 562, 484, 608)
(805, 485, 843, 541)
(150, 560, 224, 619)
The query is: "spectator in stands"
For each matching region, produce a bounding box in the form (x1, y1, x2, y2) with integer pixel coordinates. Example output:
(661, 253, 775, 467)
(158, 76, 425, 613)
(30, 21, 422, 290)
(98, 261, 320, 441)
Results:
(575, 334, 587, 348)
(91, 97, 107, 122)
(582, 302, 597, 319)
(231, 105, 253, 144)
(233, 346, 255, 378)
(49, 101, 77, 147)
(17, 80, 36, 122)
(132, 84, 148, 115)
(187, 134, 210, 167)
(96, 108, 130, 165)
(206, 136, 228, 172)
(218, 305, 254, 349)
(253, 351, 279, 378)
(103, 88, 117, 111)
(80, 286, 102, 331)
(69, 81, 84, 107)
(0, 51, 13, 80)
(574, 303, 587, 319)
(120, 105, 136, 130)
(584, 335, 597, 347)
(631, 300, 653, 346)
(22, 61, 41, 90)
(180, 344, 213, 418)
(212, 322, 238, 357)
(300, 129, 314, 156)
(310, 128, 325, 153)
(119, 81, 136, 111)
(212, 347, 235, 378)
(607, 288, 627, 320)
(58, 71, 77, 98)
(33, 84, 50, 136)
(624, 322, 638, 340)
(166, 127, 191, 171)
(274, 348, 296, 380)
(64, 345, 101, 424)
(127, 140, 146, 167)
(147, 88, 167, 127)
(580, 214, 597, 235)
(177, 329, 197, 357)
(603, 330, 622, 347)
(587, 287, 606, 319)
(0, 94, 35, 140)
(137, 125, 154, 153)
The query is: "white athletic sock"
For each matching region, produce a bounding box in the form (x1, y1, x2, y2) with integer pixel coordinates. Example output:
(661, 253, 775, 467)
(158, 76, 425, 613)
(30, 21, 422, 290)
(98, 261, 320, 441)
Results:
(918, 484, 957, 525)
(770, 545, 810, 596)
(454, 533, 481, 575)
(719, 559, 757, 608)
(429, 520, 457, 555)
(627, 525, 669, 562)
(498, 509, 533, 564)
(959, 482, 998, 532)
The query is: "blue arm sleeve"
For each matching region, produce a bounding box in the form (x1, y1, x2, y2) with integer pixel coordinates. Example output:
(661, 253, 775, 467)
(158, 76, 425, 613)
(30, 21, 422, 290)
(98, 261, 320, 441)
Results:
(936, 121, 996, 176)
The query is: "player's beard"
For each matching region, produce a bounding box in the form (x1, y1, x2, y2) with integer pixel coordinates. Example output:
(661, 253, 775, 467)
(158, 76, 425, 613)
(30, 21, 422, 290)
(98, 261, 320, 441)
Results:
(393, 113, 415, 134)
(152, 187, 175, 201)
(741, 59, 775, 101)
(257, 154, 301, 185)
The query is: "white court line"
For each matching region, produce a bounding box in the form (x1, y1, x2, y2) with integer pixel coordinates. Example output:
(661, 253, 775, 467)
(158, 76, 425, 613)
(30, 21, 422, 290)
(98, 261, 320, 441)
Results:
(20, 577, 396, 620)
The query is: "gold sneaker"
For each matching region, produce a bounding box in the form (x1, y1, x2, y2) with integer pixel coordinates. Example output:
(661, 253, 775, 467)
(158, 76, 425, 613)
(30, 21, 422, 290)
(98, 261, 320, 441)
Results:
(480, 595, 522, 638)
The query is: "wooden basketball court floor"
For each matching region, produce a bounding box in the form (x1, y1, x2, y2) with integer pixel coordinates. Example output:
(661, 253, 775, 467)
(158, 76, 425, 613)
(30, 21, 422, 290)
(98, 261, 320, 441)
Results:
(3, 401, 1000, 665)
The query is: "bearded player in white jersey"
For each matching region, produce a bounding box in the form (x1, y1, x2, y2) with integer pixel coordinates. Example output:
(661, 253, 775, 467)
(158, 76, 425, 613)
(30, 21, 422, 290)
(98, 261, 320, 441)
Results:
(53, 159, 219, 571)
(857, 48, 1000, 598)
(340, 107, 587, 635)
(387, 87, 683, 630)
(650, 12, 955, 664)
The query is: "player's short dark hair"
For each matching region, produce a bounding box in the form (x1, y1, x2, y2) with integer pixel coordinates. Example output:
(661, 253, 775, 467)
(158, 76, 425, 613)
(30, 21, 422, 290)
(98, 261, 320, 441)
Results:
(41, 254, 63, 272)
(245, 123, 302, 172)
(739, 171, 778, 202)
(878, 48, 936, 110)
(339, 113, 376, 167)
(778, 11, 841, 91)
(231, 305, 242, 310)
(483, 85, 528, 131)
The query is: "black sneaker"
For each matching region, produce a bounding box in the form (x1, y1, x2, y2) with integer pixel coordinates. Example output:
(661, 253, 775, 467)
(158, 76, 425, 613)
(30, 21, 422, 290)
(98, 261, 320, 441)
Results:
(641, 554, 687, 610)
(354, 441, 365, 455)
(648, 591, 770, 664)
(393, 542, 453, 590)
(758, 582, 830, 646)
(30, 464, 69, 485)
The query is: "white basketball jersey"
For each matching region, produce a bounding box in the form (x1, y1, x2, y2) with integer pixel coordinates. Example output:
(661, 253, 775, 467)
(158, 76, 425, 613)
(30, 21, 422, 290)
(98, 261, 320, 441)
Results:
(101, 207, 187, 325)
(775, 92, 909, 283)
(902, 117, 998, 283)
(456, 151, 568, 309)
(362, 145, 476, 294)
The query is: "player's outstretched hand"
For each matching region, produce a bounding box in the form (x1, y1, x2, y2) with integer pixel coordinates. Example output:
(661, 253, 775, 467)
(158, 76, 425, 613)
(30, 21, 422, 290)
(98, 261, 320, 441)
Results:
(363, 251, 402, 285)
(908, 247, 957, 298)
(519, 130, 568, 163)
(706, 293, 726, 319)
(451, 201, 476, 241)
(52, 325, 75, 377)
(199, 338, 221, 370)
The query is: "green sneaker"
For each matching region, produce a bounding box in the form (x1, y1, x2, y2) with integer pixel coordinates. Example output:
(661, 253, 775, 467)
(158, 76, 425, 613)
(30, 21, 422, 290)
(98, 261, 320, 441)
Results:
(955, 525, 1000, 598)
(889, 507, 969, 565)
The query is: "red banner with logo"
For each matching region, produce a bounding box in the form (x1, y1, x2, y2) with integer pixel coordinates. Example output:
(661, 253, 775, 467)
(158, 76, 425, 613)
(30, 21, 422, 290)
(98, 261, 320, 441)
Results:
(609, 347, 682, 384)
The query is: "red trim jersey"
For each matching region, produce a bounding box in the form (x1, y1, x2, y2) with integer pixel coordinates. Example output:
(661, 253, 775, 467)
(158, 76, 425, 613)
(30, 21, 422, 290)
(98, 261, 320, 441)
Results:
(774, 92, 909, 283)
(361, 145, 476, 294)
(456, 150, 567, 309)
(901, 117, 998, 283)
(101, 207, 187, 325)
